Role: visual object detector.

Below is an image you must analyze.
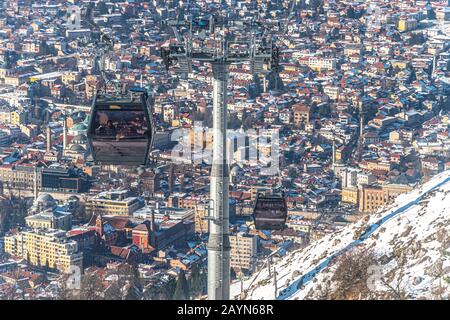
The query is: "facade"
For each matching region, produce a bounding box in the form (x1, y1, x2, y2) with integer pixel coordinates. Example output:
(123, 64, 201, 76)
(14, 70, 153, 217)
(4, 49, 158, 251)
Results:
(0, 165, 89, 193)
(293, 104, 311, 125)
(41, 167, 89, 193)
(398, 18, 417, 32)
(0, 164, 42, 190)
(25, 210, 72, 231)
(140, 170, 160, 196)
(194, 202, 209, 234)
(359, 184, 413, 213)
(86, 190, 144, 216)
(4, 229, 83, 273)
(132, 221, 155, 252)
(229, 233, 257, 272)
(341, 186, 359, 204)
(307, 57, 337, 71)
(10, 110, 29, 125)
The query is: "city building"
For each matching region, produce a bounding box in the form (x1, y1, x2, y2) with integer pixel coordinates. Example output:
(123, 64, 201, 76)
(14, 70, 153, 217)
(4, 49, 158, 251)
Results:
(25, 209, 72, 231)
(230, 232, 258, 272)
(359, 184, 413, 213)
(293, 104, 311, 125)
(4, 229, 83, 273)
(86, 190, 144, 216)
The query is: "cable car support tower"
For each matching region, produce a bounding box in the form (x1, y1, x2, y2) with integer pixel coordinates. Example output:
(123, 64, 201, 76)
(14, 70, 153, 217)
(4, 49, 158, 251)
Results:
(161, 16, 279, 300)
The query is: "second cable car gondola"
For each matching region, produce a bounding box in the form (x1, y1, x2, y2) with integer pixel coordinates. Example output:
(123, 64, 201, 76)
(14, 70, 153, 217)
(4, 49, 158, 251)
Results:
(87, 88, 154, 166)
(253, 192, 287, 231)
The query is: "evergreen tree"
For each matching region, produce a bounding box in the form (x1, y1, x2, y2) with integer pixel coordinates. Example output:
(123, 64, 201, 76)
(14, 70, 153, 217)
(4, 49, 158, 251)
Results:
(248, 74, 262, 99)
(230, 267, 237, 280)
(97, 1, 108, 15)
(44, 259, 50, 273)
(267, 70, 285, 92)
(36, 253, 41, 269)
(164, 277, 177, 300)
(347, 6, 356, 19)
(428, 6, 437, 20)
(190, 264, 206, 298)
(228, 112, 242, 130)
(408, 69, 417, 84)
(125, 264, 143, 300)
(145, 280, 166, 300)
(173, 269, 190, 300)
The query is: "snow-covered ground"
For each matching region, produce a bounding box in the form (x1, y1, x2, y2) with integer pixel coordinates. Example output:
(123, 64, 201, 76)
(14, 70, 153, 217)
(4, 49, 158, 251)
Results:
(231, 171, 450, 300)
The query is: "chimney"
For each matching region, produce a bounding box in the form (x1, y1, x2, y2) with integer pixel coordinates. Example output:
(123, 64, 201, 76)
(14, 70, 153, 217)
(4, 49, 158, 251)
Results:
(168, 164, 174, 194)
(63, 115, 68, 151)
(149, 209, 156, 248)
(46, 126, 51, 152)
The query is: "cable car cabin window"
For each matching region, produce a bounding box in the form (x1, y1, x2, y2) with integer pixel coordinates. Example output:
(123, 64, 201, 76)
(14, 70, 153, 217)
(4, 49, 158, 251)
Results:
(89, 105, 152, 166)
(93, 109, 148, 139)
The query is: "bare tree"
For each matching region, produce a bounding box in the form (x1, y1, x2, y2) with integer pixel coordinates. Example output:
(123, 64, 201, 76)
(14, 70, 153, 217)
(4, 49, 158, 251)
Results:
(79, 271, 105, 300)
(427, 260, 448, 300)
(315, 279, 333, 299)
(57, 274, 77, 300)
(379, 270, 410, 300)
(331, 249, 378, 300)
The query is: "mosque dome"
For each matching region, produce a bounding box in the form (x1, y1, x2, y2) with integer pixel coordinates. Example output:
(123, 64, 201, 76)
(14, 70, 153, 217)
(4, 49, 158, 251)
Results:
(33, 193, 57, 211)
(69, 144, 86, 153)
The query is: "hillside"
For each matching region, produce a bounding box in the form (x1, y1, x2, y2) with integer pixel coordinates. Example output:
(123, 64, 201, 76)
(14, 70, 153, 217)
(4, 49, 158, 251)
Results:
(232, 171, 450, 300)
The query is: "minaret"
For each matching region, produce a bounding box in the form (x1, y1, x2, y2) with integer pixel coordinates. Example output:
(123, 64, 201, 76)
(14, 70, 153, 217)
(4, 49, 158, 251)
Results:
(432, 53, 437, 75)
(46, 126, 51, 153)
(332, 132, 336, 168)
(33, 166, 38, 200)
(149, 209, 156, 248)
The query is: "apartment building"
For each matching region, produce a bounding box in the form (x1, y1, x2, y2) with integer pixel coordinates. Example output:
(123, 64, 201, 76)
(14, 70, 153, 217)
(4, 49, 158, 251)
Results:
(194, 202, 209, 234)
(293, 104, 311, 125)
(230, 233, 257, 272)
(4, 229, 83, 273)
(307, 57, 337, 71)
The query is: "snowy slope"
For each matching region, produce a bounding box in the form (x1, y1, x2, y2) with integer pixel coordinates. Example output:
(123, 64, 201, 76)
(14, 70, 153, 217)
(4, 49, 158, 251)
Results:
(231, 171, 450, 300)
